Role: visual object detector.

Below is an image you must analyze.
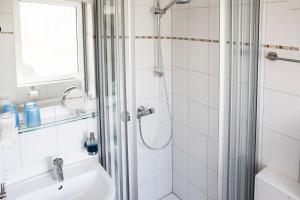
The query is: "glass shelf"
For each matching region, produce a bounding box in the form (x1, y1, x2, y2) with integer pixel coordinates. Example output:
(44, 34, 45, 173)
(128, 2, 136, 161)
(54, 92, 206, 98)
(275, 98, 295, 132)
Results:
(19, 111, 98, 134)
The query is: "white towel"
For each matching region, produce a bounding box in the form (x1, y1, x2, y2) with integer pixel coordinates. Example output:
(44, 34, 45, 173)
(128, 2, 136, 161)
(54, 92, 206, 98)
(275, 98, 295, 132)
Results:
(0, 113, 18, 150)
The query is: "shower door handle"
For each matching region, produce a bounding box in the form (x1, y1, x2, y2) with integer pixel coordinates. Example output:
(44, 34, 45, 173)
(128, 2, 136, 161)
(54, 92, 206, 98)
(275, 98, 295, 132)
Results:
(121, 111, 130, 122)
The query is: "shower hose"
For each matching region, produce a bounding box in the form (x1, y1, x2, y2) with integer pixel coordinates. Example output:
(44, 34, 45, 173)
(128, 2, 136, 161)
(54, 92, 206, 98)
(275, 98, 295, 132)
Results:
(138, 10, 173, 150)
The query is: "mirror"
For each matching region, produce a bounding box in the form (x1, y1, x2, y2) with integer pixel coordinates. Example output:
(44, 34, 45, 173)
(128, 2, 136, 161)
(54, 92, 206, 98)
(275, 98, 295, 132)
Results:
(11, 0, 96, 106)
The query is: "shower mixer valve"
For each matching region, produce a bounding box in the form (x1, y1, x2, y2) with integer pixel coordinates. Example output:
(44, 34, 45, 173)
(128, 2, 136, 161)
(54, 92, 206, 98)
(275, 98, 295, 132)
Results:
(137, 106, 155, 119)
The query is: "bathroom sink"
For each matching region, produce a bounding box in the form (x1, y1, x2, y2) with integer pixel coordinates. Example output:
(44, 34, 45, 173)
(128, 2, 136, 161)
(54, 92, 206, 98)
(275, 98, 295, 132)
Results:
(7, 159, 115, 200)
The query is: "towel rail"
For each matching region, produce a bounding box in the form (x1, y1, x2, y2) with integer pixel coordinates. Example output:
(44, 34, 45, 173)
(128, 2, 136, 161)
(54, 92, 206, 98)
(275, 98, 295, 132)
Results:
(266, 52, 300, 63)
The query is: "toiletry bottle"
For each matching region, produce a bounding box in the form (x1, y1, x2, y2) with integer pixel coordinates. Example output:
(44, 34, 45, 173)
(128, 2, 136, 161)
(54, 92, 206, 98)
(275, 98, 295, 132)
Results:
(85, 132, 98, 155)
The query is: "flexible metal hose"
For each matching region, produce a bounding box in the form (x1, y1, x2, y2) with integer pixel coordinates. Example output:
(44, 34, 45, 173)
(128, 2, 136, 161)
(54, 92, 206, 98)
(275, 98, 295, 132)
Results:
(138, 4, 173, 150)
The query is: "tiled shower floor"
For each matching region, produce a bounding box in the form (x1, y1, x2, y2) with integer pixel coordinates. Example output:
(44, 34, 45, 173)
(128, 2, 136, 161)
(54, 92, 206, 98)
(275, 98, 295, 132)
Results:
(161, 193, 181, 200)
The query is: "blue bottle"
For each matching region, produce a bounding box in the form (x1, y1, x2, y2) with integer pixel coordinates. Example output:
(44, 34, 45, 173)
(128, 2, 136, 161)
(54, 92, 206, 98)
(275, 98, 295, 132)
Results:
(24, 102, 41, 128)
(85, 132, 98, 155)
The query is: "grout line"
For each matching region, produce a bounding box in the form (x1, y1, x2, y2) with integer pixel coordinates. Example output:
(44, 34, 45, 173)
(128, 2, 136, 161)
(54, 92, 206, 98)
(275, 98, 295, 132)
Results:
(207, 7, 211, 198)
(172, 65, 220, 78)
(173, 93, 219, 111)
(172, 193, 183, 200)
(263, 87, 300, 99)
(186, 10, 191, 198)
(173, 145, 218, 173)
(159, 192, 174, 200)
(138, 169, 173, 186)
(172, 118, 218, 141)
(173, 170, 209, 198)
(263, 126, 300, 142)
(161, 192, 183, 200)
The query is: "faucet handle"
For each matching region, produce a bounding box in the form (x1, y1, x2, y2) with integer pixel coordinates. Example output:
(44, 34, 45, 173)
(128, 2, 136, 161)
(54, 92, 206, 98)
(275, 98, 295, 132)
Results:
(0, 183, 6, 199)
(53, 158, 63, 166)
(0, 183, 4, 192)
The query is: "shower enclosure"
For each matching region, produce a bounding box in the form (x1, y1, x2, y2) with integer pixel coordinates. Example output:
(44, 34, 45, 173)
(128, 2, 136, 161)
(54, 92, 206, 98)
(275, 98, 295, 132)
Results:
(96, 0, 260, 199)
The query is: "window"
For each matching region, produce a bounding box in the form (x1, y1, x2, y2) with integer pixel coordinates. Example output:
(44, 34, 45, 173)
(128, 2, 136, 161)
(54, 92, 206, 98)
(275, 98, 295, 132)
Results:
(14, 0, 84, 86)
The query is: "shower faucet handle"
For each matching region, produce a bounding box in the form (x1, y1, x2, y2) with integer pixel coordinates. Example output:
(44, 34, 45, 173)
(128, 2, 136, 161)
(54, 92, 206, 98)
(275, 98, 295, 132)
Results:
(137, 106, 155, 119)
(0, 183, 6, 199)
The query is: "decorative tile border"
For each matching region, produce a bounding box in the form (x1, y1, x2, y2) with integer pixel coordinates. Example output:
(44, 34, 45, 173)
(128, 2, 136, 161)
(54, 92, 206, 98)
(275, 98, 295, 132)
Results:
(0, 31, 14, 35)
(0, 33, 298, 51)
(135, 35, 219, 43)
(1, 33, 295, 51)
(263, 44, 299, 51)
(135, 36, 299, 51)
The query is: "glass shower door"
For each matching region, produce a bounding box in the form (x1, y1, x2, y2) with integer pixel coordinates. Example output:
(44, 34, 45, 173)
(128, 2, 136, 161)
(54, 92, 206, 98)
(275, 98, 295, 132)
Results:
(95, 0, 131, 199)
(219, 0, 260, 199)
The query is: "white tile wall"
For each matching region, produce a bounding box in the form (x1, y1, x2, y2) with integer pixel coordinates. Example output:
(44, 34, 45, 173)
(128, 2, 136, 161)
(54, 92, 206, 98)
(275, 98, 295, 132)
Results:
(0, 115, 99, 185)
(172, 40, 189, 68)
(171, 1, 220, 199)
(258, 0, 300, 182)
(173, 172, 189, 200)
(189, 41, 209, 73)
(265, 1, 300, 47)
(172, 9, 188, 37)
(0, 0, 13, 13)
(189, 8, 209, 39)
(135, 0, 173, 199)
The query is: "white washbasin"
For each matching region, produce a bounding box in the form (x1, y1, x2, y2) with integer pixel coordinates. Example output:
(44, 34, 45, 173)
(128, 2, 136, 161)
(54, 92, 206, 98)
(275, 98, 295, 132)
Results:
(7, 159, 115, 200)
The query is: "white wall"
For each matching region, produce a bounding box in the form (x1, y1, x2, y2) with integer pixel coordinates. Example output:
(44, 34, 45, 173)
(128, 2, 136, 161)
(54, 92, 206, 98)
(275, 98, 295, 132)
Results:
(171, 0, 220, 199)
(258, 0, 300, 182)
(0, 106, 99, 185)
(135, 0, 173, 199)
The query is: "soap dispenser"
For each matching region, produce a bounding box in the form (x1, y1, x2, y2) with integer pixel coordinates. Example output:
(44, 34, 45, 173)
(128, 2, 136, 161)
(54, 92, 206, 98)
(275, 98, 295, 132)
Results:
(85, 132, 98, 155)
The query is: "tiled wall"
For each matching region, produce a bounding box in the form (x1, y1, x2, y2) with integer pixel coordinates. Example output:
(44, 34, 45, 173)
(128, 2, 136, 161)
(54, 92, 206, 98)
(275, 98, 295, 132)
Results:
(0, 110, 99, 185)
(135, 0, 173, 199)
(258, 0, 300, 182)
(0, 0, 98, 185)
(171, 0, 220, 199)
(0, 0, 16, 102)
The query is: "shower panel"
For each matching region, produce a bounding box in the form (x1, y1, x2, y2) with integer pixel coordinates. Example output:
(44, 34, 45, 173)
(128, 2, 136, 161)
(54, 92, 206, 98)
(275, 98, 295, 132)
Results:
(218, 0, 260, 199)
(96, 0, 261, 198)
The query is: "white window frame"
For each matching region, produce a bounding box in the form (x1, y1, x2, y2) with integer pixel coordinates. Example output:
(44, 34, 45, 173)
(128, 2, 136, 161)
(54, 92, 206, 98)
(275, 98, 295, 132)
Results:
(13, 0, 85, 87)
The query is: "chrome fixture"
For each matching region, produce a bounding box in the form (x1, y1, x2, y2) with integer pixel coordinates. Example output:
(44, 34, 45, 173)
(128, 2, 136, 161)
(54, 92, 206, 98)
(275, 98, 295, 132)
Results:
(137, 106, 155, 119)
(266, 52, 300, 63)
(0, 183, 6, 199)
(137, 105, 172, 150)
(61, 86, 88, 114)
(153, 71, 164, 77)
(153, 0, 191, 15)
(140, 0, 187, 151)
(53, 158, 64, 183)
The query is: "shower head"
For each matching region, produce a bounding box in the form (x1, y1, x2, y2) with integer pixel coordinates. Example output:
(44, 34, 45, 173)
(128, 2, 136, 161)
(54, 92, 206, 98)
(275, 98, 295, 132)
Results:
(154, 0, 191, 15)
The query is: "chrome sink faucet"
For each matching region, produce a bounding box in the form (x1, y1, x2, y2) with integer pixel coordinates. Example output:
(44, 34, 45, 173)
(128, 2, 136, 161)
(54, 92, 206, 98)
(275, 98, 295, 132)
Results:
(53, 158, 64, 183)
(0, 183, 6, 199)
